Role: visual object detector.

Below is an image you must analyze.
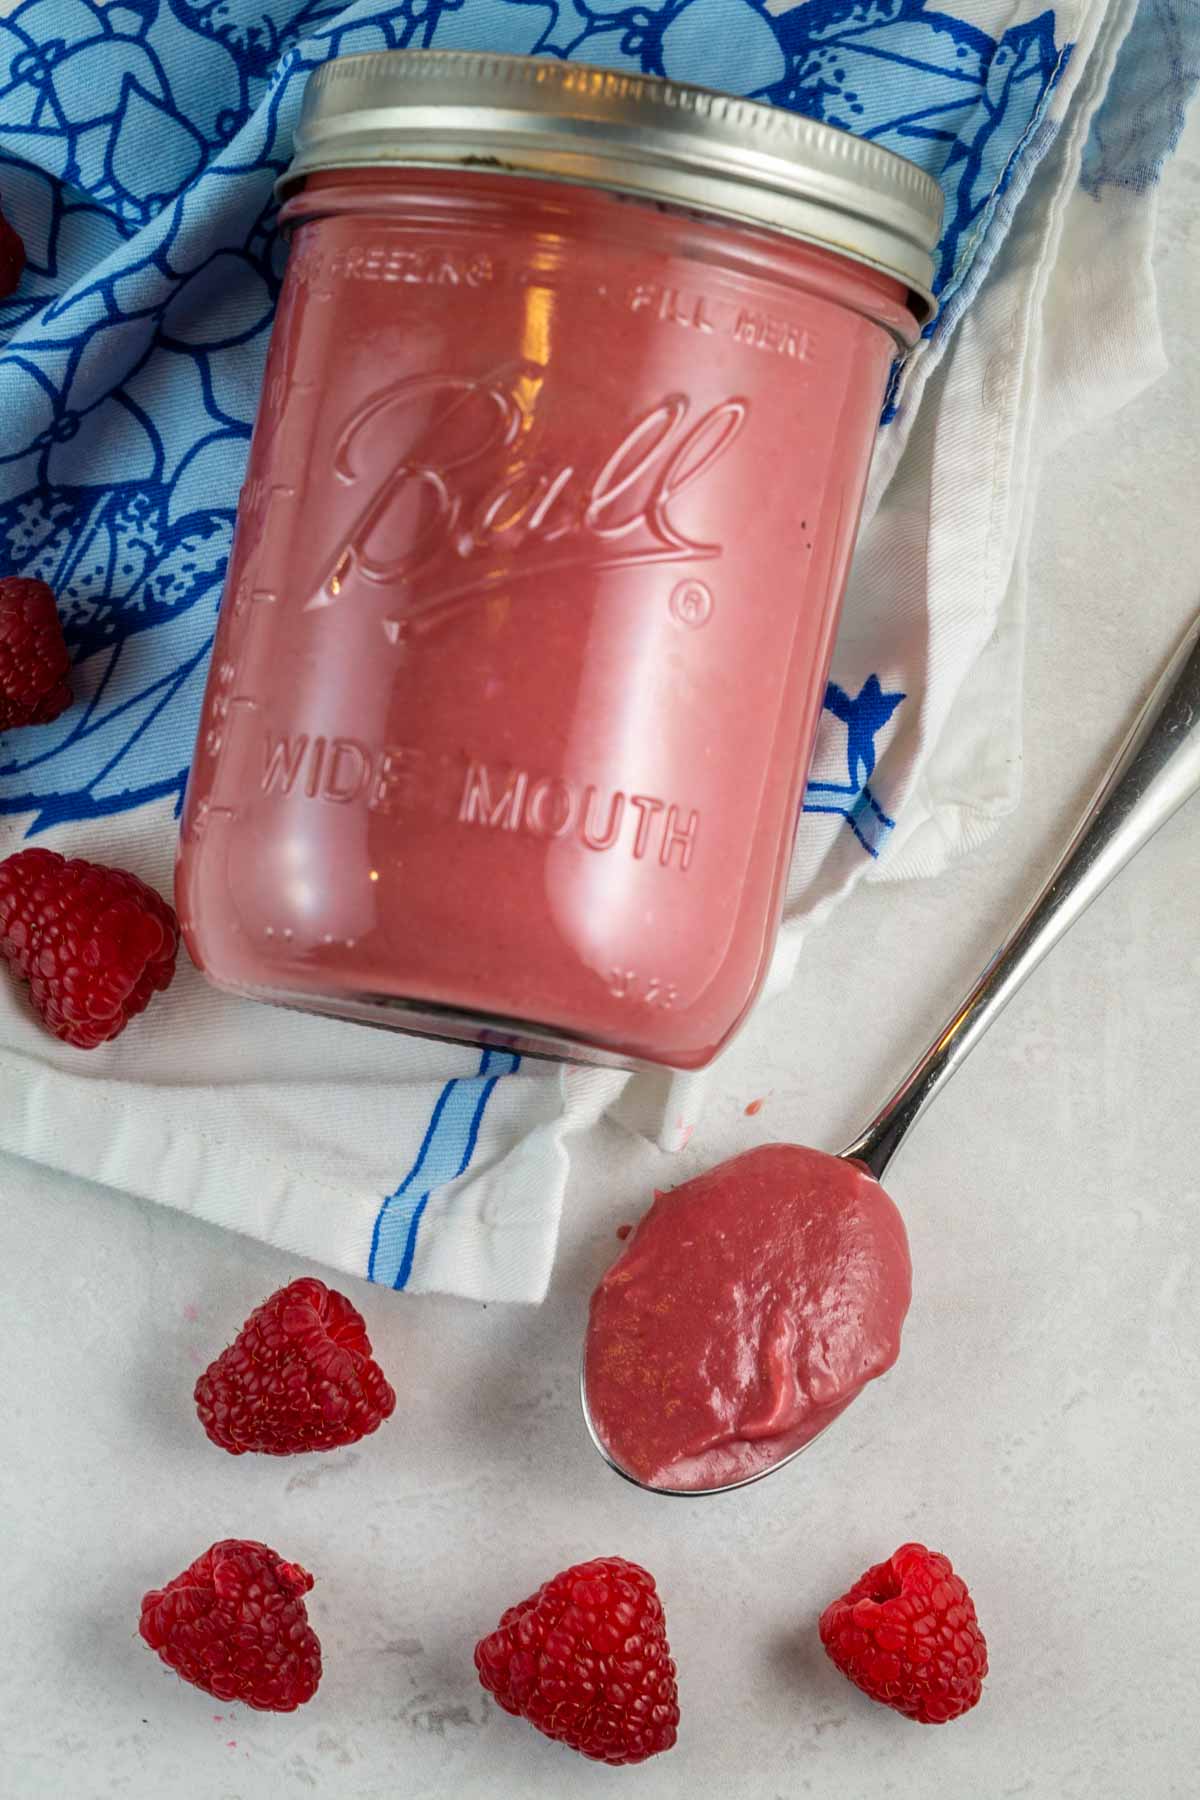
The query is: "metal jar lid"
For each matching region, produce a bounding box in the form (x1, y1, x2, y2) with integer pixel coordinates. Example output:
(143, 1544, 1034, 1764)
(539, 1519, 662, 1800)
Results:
(283, 51, 943, 324)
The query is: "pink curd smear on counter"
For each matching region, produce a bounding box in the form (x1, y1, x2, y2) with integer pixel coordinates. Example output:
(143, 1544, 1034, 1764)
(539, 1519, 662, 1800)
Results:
(585, 1144, 911, 1491)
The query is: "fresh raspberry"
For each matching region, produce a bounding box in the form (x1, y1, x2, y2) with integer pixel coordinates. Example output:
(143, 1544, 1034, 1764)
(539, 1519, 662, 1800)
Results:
(0, 848, 178, 1048)
(0, 578, 71, 729)
(475, 1556, 679, 1765)
(819, 1542, 988, 1724)
(139, 1539, 321, 1712)
(195, 1277, 397, 1456)
(0, 198, 24, 297)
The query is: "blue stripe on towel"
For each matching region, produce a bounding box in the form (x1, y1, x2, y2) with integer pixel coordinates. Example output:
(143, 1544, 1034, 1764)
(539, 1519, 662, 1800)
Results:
(367, 1049, 520, 1289)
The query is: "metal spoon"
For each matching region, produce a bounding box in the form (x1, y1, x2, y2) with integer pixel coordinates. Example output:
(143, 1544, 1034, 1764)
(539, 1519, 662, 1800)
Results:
(583, 607, 1200, 1494)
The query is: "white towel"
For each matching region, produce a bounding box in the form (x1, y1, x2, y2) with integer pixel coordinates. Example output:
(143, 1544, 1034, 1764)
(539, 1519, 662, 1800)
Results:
(1, 0, 1194, 1299)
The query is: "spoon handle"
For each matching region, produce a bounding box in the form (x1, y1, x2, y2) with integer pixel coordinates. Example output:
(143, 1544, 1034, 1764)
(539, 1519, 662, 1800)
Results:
(842, 609, 1200, 1182)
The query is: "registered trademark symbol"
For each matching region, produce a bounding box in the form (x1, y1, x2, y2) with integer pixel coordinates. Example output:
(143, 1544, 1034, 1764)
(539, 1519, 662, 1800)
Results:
(670, 579, 714, 629)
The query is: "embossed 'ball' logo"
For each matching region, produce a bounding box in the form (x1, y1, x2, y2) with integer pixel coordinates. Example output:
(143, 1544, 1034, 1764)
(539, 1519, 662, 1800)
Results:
(304, 369, 749, 641)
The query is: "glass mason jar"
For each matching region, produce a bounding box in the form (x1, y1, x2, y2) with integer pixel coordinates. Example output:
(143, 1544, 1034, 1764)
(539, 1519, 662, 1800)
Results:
(177, 52, 941, 1071)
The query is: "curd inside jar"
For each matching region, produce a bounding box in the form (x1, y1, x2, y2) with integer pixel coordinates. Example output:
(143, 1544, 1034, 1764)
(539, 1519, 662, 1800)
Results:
(177, 169, 916, 1070)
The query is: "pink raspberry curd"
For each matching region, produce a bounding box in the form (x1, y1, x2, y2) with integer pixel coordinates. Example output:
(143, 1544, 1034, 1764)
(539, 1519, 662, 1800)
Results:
(584, 1145, 911, 1491)
(175, 51, 941, 1073)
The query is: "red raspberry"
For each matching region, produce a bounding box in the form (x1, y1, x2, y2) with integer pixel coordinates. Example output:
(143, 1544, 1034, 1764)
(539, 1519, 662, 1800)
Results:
(475, 1556, 679, 1765)
(819, 1542, 988, 1724)
(194, 1277, 397, 1456)
(139, 1539, 321, 1712)
(0, 848, 178, 1048)
(0, 577, 71, 729)
(0, 198, 24, 297)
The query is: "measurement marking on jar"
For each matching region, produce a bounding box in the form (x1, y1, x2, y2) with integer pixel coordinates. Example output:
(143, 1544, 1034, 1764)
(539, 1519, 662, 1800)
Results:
(186, 800, 237, 841)
(606, 969, 678, 1008)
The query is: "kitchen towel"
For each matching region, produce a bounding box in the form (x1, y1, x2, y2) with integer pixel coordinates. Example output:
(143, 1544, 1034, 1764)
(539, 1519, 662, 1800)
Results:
(1, 0, 1195, 1299)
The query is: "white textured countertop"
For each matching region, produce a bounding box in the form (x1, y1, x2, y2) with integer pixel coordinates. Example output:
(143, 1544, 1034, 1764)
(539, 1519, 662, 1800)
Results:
(5, 114, 1198, 1800)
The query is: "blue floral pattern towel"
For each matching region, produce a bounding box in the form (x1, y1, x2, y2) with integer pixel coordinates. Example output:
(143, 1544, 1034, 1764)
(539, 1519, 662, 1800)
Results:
(0, 0, 1192, 1299)
(0, 0, 1078, 831)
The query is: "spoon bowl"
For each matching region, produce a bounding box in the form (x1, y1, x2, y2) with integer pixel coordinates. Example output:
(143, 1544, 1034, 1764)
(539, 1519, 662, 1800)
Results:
(579, 1341, 834, 1497)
